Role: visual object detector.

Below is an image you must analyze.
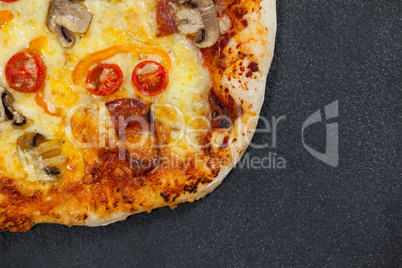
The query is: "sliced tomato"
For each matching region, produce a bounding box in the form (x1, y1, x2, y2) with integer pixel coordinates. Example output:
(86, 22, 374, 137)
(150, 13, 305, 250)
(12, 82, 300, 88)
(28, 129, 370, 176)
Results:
(0, 0, 20, 2)
(132, 61, 168, 96)
(5, 51, 47, 93)
(85, 63, 123, 96)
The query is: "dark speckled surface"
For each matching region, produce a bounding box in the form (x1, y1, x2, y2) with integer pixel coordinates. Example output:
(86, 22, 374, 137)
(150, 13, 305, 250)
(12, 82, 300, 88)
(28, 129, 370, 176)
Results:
(0, 0, 401, 267)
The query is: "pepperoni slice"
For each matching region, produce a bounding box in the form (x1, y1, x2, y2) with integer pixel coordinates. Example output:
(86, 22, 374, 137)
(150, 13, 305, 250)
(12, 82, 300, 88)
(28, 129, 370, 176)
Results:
(132, 61, 168, 96)
(156, 0, 178, 37)
(105, 98, 150, 137)
(5, 51, 47, 93)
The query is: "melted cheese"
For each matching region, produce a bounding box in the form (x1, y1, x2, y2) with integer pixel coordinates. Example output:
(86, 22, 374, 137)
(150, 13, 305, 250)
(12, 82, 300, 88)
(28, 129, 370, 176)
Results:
(0, 0, 211, 182)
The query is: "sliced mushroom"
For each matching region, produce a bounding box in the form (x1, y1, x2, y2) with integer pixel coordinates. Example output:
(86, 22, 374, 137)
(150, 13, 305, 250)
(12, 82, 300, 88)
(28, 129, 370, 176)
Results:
(46, 0, 93, 48)
(17, 132, 47, 150)
(44, 166, 62, 176)
(17, 132, 65, 181)
(0, 86, 27, 126)
(175, 0, 220, 48)
(175, 8, 204, 35)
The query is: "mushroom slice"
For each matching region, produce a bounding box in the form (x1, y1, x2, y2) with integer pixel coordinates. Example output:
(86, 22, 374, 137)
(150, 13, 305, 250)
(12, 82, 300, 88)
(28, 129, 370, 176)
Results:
(17, 132, 47, 151)
(17, 132, 65, 181)
(46, 0, 93, 48)
(193, 5, 220, 48)
(175, 0, 220, 48)
(175, 8, 204, 35)
(0, 86, 27, 126)
(44, 166, 62, 176)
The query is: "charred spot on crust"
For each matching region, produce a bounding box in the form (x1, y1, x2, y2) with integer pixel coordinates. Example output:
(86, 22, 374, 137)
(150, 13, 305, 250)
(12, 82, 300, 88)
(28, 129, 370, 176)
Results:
(160, 192, 169, 202)
(183, 184, 197, 193)
(123, 195, 133, 204)
(248, 62, 259, 72)
(160, 188, 181, 203)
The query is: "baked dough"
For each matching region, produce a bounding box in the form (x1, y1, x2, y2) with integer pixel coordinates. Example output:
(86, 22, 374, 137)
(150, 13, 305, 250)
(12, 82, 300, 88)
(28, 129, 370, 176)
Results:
(0, 0, 276, 231)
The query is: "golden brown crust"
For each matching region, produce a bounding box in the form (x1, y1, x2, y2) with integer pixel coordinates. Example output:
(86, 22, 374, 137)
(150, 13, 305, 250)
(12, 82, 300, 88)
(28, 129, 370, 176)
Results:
(0, 0, 276, 231)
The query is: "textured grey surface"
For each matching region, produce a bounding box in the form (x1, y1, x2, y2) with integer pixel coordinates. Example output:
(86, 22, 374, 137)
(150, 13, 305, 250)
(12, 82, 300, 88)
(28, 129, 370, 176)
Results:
(0, 0, 401, 267)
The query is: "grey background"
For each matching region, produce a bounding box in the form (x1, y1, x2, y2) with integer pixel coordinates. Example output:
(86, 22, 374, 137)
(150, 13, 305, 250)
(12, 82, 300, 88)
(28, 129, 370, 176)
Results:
(0, 0, 401, 267)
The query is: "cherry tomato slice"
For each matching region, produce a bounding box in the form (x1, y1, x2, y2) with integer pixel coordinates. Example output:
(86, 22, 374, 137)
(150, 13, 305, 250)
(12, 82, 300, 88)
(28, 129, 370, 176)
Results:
(132, 61, 168, 96)
(85, 63, 123, 96)
(5, 51, 47, 93)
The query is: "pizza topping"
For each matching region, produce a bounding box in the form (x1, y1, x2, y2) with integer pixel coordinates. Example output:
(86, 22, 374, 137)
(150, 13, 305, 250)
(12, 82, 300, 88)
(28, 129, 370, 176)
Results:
(175, 8, 203, 35)
(29, 36, 48, 55)
(156, 0, 178, 37)
(0, 0, 20, 2)
(218, 13, 232, 34)
(5, 51, 47, 93)
(105, 99, 159, 177)
(44, 166, 61, 176)
(34, 89, 63, 116)
(17, 132, 47, 151)
(1, 86, 27, 126)
(175, 0, 220, 48)
(132, 61, 169, 96)
(209, 90, 230, 129)
(85, 64, 123, 96)
(89, 148, 158, 181)
(0, 10, 14, 29)
(106, 98, 150, 137)
(17, 132, 65, 180)
(46, 0, 93, 48)
(72, 42, 171, 84)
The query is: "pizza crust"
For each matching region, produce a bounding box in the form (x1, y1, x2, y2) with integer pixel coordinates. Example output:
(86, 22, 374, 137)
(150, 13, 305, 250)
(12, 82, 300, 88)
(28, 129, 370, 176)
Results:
(82, 0, 277, 227)
(181, 0, 277, 202)
(0, 0, 276, 230)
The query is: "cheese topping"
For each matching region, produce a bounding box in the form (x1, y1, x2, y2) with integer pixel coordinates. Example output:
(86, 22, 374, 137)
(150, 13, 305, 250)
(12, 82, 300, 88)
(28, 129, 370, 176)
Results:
(0, 0, 212, 182)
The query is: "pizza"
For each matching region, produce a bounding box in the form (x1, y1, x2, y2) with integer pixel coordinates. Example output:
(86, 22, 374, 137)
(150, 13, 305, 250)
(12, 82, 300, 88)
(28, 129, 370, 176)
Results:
(0, 0, 276, 232)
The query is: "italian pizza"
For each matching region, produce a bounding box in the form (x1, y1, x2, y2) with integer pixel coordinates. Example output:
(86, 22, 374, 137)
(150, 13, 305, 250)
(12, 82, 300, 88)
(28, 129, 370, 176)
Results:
(0, 0, 276, 231)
